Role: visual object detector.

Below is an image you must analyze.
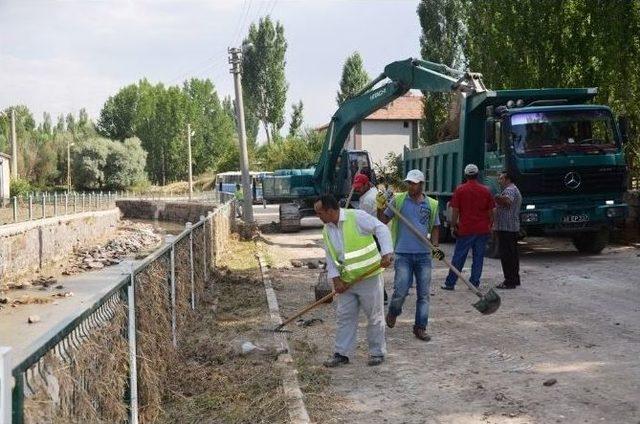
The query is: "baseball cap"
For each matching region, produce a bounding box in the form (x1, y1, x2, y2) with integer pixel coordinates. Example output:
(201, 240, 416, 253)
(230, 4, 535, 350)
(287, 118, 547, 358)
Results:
(464, 164, 479, 176)
(352, 173, 370, 190)
(404, 169, 425, 183)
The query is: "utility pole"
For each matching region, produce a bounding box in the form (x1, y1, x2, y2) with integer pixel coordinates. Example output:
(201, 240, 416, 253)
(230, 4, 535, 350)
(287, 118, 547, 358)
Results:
(228, 47, 254, 224)
(67, 139, 72, 192)
(187, 123, 194, 201)
(10, 108, 17, 180)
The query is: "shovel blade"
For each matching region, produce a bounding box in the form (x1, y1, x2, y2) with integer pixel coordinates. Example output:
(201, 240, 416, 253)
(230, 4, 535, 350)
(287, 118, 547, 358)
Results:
(472, 288, 501, 315)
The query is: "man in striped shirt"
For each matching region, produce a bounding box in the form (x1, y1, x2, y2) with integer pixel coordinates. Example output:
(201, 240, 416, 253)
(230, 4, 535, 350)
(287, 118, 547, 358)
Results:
(494, 171, 522, 289)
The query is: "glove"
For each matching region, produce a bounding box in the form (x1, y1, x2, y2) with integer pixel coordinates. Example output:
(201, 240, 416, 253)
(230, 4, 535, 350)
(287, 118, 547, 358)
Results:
(376, 191, 388, 210)
(432, 247, 445, 261)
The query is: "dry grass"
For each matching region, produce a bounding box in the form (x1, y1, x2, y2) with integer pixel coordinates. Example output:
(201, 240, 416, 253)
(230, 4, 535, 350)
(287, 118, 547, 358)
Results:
(158, 262, 289, 424)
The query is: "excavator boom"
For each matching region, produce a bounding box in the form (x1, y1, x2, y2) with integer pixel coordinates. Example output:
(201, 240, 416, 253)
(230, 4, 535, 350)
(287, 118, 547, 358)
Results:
(313, 58, 486, 192)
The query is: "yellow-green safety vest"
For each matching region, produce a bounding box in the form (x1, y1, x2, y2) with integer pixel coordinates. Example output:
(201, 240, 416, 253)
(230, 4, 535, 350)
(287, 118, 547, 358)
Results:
(323, 210, 383, 284)
(390, 192, 439, 248)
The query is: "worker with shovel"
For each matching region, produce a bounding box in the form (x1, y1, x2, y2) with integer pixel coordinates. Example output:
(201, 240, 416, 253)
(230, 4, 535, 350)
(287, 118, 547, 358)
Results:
(314, 194, 394, 367)
(376, 169, 444, 342)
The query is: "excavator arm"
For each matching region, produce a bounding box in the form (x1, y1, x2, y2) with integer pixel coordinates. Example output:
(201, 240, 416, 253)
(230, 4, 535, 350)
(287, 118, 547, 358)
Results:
(313, 58, 486, 192)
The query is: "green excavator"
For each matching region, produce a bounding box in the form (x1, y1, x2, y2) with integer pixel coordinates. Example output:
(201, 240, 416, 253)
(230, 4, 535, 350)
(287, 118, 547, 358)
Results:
(262, 58, 487, 232)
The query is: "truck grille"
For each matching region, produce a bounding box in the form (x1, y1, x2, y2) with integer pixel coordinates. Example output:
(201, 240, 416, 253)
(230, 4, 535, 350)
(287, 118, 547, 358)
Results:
(518, 166, 626, 195)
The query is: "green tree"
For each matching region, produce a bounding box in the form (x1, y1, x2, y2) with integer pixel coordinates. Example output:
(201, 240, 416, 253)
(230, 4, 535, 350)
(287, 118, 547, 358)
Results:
(288, 100, 304, 137)
(55, 114, 65, 133)
(42, 112, 52, 135)
(417, 0, 466, 145)
(97, 84, 139, 141)
(104, 137, 148, 189)
(336, 52, 369, 105)
(242, 16, 288, 144)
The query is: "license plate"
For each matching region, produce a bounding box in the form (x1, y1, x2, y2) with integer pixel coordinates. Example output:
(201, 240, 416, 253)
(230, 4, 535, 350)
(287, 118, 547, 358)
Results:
(563, 214, 589, 223)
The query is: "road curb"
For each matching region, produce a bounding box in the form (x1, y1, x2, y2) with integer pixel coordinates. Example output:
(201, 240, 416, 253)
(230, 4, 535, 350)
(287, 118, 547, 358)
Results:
(256, 249, 311, 424)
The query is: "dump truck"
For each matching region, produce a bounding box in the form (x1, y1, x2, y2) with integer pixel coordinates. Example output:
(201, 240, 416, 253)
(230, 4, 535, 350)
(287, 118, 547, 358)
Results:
(262, 58, 629, 254)
(404, 88, 629, 254)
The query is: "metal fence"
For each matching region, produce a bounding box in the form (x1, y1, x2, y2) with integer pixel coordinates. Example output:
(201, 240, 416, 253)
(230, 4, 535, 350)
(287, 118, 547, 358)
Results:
(1, 199, 235, 423)
(0, 190, 235, 226)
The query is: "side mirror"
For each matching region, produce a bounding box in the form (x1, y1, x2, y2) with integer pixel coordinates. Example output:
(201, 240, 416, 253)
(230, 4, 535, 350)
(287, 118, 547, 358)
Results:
(618, 116, 630, 144)
(485, 119, 497, 152)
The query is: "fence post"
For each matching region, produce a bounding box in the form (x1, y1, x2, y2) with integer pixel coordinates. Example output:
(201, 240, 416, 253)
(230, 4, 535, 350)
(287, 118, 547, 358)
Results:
(81, 193, 85, 212)
(65, 193, 69, 215)
(53, 192, 58, 216)
(28, 195, 33, 220)
(41, 194, 45, 219)
(200, 215, 207, 282)
(127, 269, 139, 424)
(12, 196, 17, 222)
(73, 193, 77, 213)
(186, 222, 195, 310)
(1, 347, 11, 424)
(169, 237, 177, 348)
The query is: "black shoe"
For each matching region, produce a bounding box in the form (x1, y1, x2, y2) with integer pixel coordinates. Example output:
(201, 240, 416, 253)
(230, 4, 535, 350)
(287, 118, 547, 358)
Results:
(413, 326, 431, 341)
(385, 313, 397, 328)
(367, 356, 385, 366)
(495, 283, 516, 289)
(323, 353, 349, 368)
(440, 285, 455, 291)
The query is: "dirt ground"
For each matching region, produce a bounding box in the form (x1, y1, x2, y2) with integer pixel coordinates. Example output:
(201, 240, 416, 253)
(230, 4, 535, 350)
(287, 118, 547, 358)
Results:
(260, 220, 640, 423)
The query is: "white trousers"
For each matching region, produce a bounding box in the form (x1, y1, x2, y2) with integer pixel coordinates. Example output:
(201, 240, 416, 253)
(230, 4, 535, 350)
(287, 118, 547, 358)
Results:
(334, 274, 386, 357)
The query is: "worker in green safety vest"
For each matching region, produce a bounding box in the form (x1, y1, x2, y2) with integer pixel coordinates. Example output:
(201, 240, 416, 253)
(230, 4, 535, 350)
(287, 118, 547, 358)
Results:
(315, 194, 393, 368)
(376, 169, 445, 342)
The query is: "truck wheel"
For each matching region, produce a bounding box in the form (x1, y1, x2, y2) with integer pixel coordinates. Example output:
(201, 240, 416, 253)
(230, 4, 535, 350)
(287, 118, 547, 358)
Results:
(572, 227, 609, 254)
(485, 233, 500, 259)
(279, 203, 301, 233)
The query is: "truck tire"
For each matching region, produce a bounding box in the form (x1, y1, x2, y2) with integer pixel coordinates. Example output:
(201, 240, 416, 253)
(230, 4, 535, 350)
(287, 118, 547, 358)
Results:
(572, 227, 609, 254)
(485, 233, 500, 259)
(279, 203, 301, 233)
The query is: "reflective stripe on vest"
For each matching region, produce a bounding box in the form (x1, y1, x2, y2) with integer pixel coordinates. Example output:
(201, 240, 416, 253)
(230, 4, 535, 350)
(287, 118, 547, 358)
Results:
(390, 192, 439, 248)
(323, 210, 383, 283)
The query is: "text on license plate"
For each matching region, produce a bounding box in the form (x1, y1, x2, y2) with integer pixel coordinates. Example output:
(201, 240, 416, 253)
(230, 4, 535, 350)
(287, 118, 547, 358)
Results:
(563, 214, 589, 223)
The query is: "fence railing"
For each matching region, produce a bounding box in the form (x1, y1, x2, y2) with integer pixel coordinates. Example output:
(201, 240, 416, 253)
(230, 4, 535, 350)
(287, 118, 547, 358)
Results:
(0, 190, 235, 226)
(1, 199, 235, 423)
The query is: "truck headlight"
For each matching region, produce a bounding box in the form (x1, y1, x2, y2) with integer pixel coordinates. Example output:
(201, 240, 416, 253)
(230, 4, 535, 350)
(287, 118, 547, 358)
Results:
(520, 212, 539, 223)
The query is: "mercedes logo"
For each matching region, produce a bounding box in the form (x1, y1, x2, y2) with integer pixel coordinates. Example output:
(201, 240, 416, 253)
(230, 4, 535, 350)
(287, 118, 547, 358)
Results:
(563, 171, 581, 189)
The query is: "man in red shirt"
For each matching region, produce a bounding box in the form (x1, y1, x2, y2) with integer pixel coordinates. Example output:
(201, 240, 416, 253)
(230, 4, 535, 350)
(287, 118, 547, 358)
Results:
(441, 164, 495, 290)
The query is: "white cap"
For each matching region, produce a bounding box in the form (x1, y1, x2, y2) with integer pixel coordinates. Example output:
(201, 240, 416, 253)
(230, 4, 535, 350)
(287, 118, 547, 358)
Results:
(464, 163, 479, 176)
(404, 169, 425, 183)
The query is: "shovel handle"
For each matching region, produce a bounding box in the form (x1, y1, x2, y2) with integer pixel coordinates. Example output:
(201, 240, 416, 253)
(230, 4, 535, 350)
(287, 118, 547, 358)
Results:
(274, 264, 383, 331)
(387, 203, 483, 298)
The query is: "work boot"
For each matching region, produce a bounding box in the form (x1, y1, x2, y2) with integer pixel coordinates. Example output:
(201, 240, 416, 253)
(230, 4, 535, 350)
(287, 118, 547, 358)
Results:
(385, 313, 397, 328)
(413, 326, 431, 342)
(323, 353, 349, 368)
(440, 285, 455, 291)
(367, 356, 385, 366)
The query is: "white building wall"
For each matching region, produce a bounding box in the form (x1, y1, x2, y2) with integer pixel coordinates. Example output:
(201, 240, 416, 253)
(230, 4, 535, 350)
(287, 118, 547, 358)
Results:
(361, 120, 412, 167)
(0, 158, 9, 203)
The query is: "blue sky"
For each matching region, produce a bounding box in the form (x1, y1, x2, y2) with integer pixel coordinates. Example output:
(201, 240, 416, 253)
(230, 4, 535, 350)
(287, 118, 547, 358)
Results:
(0, 0, 422, 141)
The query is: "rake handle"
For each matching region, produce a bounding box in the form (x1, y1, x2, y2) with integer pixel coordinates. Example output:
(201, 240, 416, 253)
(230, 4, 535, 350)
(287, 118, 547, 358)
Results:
(274, 264, 383, 331)
(387, 203, 483, 298)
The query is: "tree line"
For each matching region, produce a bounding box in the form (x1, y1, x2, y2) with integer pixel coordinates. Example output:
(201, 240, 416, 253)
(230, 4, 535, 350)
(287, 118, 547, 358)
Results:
(417, 0, 640, 177)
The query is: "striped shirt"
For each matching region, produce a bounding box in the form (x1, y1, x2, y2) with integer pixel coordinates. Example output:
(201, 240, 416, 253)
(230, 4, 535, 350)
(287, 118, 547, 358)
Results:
(495, 184, 522, 232)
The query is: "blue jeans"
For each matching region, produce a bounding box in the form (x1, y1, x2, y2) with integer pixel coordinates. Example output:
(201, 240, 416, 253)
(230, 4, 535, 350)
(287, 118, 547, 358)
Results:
(388, 253, 432, 329)
(444, 234, 489, 288)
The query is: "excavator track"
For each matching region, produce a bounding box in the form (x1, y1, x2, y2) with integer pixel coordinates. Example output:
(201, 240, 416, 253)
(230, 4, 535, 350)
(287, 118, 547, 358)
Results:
(279, 203, 302, 232)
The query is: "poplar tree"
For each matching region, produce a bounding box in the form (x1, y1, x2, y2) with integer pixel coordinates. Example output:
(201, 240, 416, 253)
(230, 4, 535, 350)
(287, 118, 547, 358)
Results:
(336, 52, 369, 106)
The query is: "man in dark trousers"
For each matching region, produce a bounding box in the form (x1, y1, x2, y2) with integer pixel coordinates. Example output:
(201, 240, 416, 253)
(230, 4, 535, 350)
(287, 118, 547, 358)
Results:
(494, 171, 523, 289)
(441, 164, 495, 290)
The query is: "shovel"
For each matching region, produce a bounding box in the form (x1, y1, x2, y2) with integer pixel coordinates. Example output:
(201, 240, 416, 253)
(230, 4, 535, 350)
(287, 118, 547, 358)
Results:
(387, 203, 501, 315)
(268, 264, 384, 332)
